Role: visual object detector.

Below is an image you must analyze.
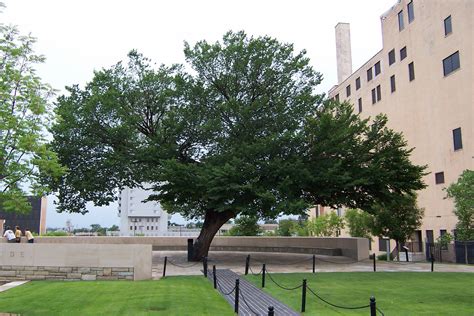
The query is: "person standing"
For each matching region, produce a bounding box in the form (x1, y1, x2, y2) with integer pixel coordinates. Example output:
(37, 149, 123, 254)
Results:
(25, 228, 35, 243)
(3, 226, 16, 243)
(15, 226, 22, 243)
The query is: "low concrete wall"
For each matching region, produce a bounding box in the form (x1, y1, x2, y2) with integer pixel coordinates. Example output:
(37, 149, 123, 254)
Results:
(0, 244, 151, 281)
(8, 236, 368, 260)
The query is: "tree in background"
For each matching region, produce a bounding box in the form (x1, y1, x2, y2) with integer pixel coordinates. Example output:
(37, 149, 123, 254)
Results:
(226, 215, 261, 236)
(108, 225, 119, 231)
(0, 6, 65, 213)
(370, 193, 423, 259)
(306, 212, 344, 237)
(51, 31, 426, 260)
(277, 219, 297, 236)
(446, 170, 474, 241)
(345, 209, 373, 240)
(446, 170, 474, 263)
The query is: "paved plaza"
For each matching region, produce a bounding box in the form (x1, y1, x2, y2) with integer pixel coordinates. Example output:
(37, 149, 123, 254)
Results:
(152, 251, 474, 279)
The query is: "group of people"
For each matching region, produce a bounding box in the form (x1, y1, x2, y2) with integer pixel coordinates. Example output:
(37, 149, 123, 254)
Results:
(3, 226, 35, 243)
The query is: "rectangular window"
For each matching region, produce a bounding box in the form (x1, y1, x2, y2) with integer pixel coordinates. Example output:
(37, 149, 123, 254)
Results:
(371, 88, 376, 104)
(408, 62, 415, 81)
(443, 51, 460, 76)
(440, 230, 448, 249)
(407, 1, 415, 23)
(367, 68, 373, 81)
(346, 85, 351, 97)
(355, 77, 361, 90)
(435, 172, 445, 184)
(130, 226, 133, 230)
(453, 127, 463, 150)
(444, 15, 452, 36)
(398, 10, 404, 31)
(335, 94, 339, 102)
(376, 85, 381, 101)
(426, 230, 434, 244)
(358, 98, 362, 113)
(390, 75, 396, 92)
(374, 61, 381, 76)
(379, 238, 389, 251)
(388, 49, 395, 66)
(400, 46, 407, 60)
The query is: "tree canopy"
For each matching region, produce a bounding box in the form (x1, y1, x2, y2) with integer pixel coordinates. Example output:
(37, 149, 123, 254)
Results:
(0, 13, 65, 213)
(447, 170, 474, 241)
(51, 31, 426, 259)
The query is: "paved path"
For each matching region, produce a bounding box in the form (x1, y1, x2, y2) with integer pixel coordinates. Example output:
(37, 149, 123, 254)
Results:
(153, 251, 474, 278)
(208, 269, 299, 316)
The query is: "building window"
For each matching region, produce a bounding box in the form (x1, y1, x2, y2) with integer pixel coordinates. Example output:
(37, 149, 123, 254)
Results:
(400, 47, 407, 60)
(358, 98, 362, 113)
(356, 77, 361, 90)
(146, 226, 149, 230)
(453, 127, 463, 150)
(130, 226, 133, 230)
(398, 10, 404, 31)
(379, 238, 389, 251)
(346, 85, 351, 97)
(367, 68, 373, 81)
(374, 61, 381, 76)
(151, 226, 154, 230)
(376, 85, 381, 101)
(407, 1, 415, 23)
(408, 62, 415, 81)
(388, 49, 395, 66)
(435, 172, 445, 184)
(444, 15, 452, 36)
(371, 88, 376, 104)
(443, 51, 460, 76)
(335, 94, 339, 102)
(440, 230, 448, 249)
(390, 75, 396, 93)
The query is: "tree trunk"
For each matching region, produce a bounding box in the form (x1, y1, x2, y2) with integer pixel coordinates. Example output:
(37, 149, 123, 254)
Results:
(190, 209, 235, 261)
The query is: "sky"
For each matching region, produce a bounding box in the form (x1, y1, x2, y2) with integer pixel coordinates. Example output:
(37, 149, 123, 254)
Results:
(1, 0, 395, 229)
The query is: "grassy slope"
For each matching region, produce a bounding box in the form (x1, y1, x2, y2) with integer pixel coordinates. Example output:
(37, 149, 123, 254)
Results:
(0, 276, 233, 316)
(246, 272, 474, 315)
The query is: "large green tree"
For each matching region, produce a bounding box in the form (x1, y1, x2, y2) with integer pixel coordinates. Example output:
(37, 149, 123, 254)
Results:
(446, 170, 474, 241)
(51, 31, 426, 260)
(0, 10, 65, 213)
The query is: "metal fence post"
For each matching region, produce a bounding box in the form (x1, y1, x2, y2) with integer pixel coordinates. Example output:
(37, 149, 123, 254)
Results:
(431, 256, 435, 272)
(245, 254, 250, 275)
(162, 256, 167, 278)
(267, 306, 274, 316)
(312, 254, 316, 273)
(187, 238, 194, 261)
(301, 279, 307, 313)
(370, 296, 376, 316)
(203, 256, 208, 278)
(373, 254, 376, 272)
(262, 264, 266, 288)
(234, 279, 240, 314)
(213, 265, 217, 289)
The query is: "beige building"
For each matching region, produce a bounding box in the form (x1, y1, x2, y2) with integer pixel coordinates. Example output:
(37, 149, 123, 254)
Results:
(319, 0, 473, 253)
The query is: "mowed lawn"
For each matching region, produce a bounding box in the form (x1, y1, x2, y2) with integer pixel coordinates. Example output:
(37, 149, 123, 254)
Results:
(246, 272, 474, 315)
(0, 276, 233, 315)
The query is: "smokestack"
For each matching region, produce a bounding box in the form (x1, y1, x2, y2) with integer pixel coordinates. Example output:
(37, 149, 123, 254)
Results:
(335, 22, 352, 84)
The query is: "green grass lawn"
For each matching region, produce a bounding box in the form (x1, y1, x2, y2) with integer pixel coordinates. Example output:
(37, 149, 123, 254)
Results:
(246, 272, 474, 315)
(0, 276, 233, 315)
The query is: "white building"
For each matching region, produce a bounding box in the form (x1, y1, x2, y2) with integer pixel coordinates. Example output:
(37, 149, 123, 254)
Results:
(118, 184, 169, 236)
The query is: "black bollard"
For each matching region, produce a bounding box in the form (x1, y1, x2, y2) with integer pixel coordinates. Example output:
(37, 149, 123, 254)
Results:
(187, 239, 194, 261)
(301, 279, 307, 313)
(370, 296, 376, 316)
(245, 255, 250, 275)
(203, 256, 208, 278)
(234, 279, 240, 314)
(213, 265, 217, 289)
(404, 246, 409, 262)
(373, 254, 376, 272)
(267, 306, 274, 316)
(262, 264, 266, 288)
(312, 254, 316, 273)
(431, 256, 435, 272)
(162, 256, 167, 278)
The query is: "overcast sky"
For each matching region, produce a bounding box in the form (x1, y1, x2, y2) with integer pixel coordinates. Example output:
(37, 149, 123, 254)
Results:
(2, 0, 395, 229)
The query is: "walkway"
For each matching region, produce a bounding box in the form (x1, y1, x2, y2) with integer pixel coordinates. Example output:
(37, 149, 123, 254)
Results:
(208, 269, 299, 316)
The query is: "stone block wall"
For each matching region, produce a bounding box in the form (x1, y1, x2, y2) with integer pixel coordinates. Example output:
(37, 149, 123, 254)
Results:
(0, 266, 134, 281)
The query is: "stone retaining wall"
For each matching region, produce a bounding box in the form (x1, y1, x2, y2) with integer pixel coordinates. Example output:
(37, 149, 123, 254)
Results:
(0, 266, 134, 281)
